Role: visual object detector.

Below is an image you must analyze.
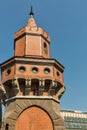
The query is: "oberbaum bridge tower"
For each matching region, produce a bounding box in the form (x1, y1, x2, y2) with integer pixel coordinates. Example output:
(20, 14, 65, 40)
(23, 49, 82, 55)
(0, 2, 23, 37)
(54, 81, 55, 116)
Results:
(0, 8, 66, 130)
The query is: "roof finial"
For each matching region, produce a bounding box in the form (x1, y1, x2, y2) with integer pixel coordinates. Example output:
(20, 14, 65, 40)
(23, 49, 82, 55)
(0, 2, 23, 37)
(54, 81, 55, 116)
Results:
(29, 6, 34, 17)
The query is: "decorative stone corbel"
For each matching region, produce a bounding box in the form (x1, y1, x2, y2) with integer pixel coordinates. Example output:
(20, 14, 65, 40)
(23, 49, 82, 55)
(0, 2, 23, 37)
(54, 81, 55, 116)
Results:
(25, 78, 31, 95)
(0, 81, 7, 103)
(26, 77, 31, 87)
(39, 78, 44, 96)
(52, 79, 57, 87)
(48, 79, 57, 96)
(12, 77, 20, 96)
(56, 86, 66, 100)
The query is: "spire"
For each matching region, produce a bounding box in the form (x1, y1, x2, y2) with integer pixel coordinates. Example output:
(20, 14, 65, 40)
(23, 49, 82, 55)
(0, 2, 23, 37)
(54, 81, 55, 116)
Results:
(29, 6, 34, 17)
(27, 6, 37, 29)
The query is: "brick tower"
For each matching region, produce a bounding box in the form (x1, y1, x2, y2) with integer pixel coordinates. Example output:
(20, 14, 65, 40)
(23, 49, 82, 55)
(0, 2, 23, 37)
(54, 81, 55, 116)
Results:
(0, 7, 66, 130)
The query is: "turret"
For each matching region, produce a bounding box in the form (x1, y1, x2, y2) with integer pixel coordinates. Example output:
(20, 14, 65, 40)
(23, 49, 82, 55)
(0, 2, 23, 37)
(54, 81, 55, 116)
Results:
(0, 8, 65, 100)
(0, 7, 66, 130)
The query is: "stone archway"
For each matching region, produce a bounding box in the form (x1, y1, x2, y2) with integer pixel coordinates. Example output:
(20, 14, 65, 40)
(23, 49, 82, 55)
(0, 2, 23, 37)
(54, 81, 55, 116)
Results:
(16, 106, 54, 130)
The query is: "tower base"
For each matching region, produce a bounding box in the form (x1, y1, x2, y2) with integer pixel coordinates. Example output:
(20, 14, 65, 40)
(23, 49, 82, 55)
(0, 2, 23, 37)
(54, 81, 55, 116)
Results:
(2, 96, 66, 130)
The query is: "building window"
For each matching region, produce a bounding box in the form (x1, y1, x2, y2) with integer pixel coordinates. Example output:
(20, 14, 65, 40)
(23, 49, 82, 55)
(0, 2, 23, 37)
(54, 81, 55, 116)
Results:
(6, 69, 11, 76)
(44, 42, 48, 54)
(32, 67, 38, 73)
(56, 71, 60, 76)
(44, 68, 50, 74)
(19, 66, 26, 73)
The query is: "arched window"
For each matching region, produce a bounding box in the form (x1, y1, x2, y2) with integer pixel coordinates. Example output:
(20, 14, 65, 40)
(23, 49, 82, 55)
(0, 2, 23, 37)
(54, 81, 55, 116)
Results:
(44, 42, 48, 54)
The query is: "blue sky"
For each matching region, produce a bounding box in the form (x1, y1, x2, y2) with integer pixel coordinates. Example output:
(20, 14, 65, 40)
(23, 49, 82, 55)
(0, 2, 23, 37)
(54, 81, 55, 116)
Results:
(0, 0, 87, 112)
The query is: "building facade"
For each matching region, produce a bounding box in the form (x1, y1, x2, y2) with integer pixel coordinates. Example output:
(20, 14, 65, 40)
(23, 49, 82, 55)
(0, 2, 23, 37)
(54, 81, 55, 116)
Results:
(0, 8, 66, 130)
(61, 110, 87, 130)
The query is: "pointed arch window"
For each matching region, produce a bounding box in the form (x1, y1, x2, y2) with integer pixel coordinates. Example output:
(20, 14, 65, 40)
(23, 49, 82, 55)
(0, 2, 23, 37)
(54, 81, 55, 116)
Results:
(44, 42, 48, 54)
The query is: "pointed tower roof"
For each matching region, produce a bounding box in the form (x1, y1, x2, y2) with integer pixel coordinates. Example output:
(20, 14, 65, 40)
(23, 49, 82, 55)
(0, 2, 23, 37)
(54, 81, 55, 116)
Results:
(14, 7, 50, 58)
(14, 7, 50, 42)
(27, 6, 37, 30)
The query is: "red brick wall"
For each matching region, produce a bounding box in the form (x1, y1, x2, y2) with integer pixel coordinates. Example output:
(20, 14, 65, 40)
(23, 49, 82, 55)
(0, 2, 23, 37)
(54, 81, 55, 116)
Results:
(15, 36, 25, 56)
